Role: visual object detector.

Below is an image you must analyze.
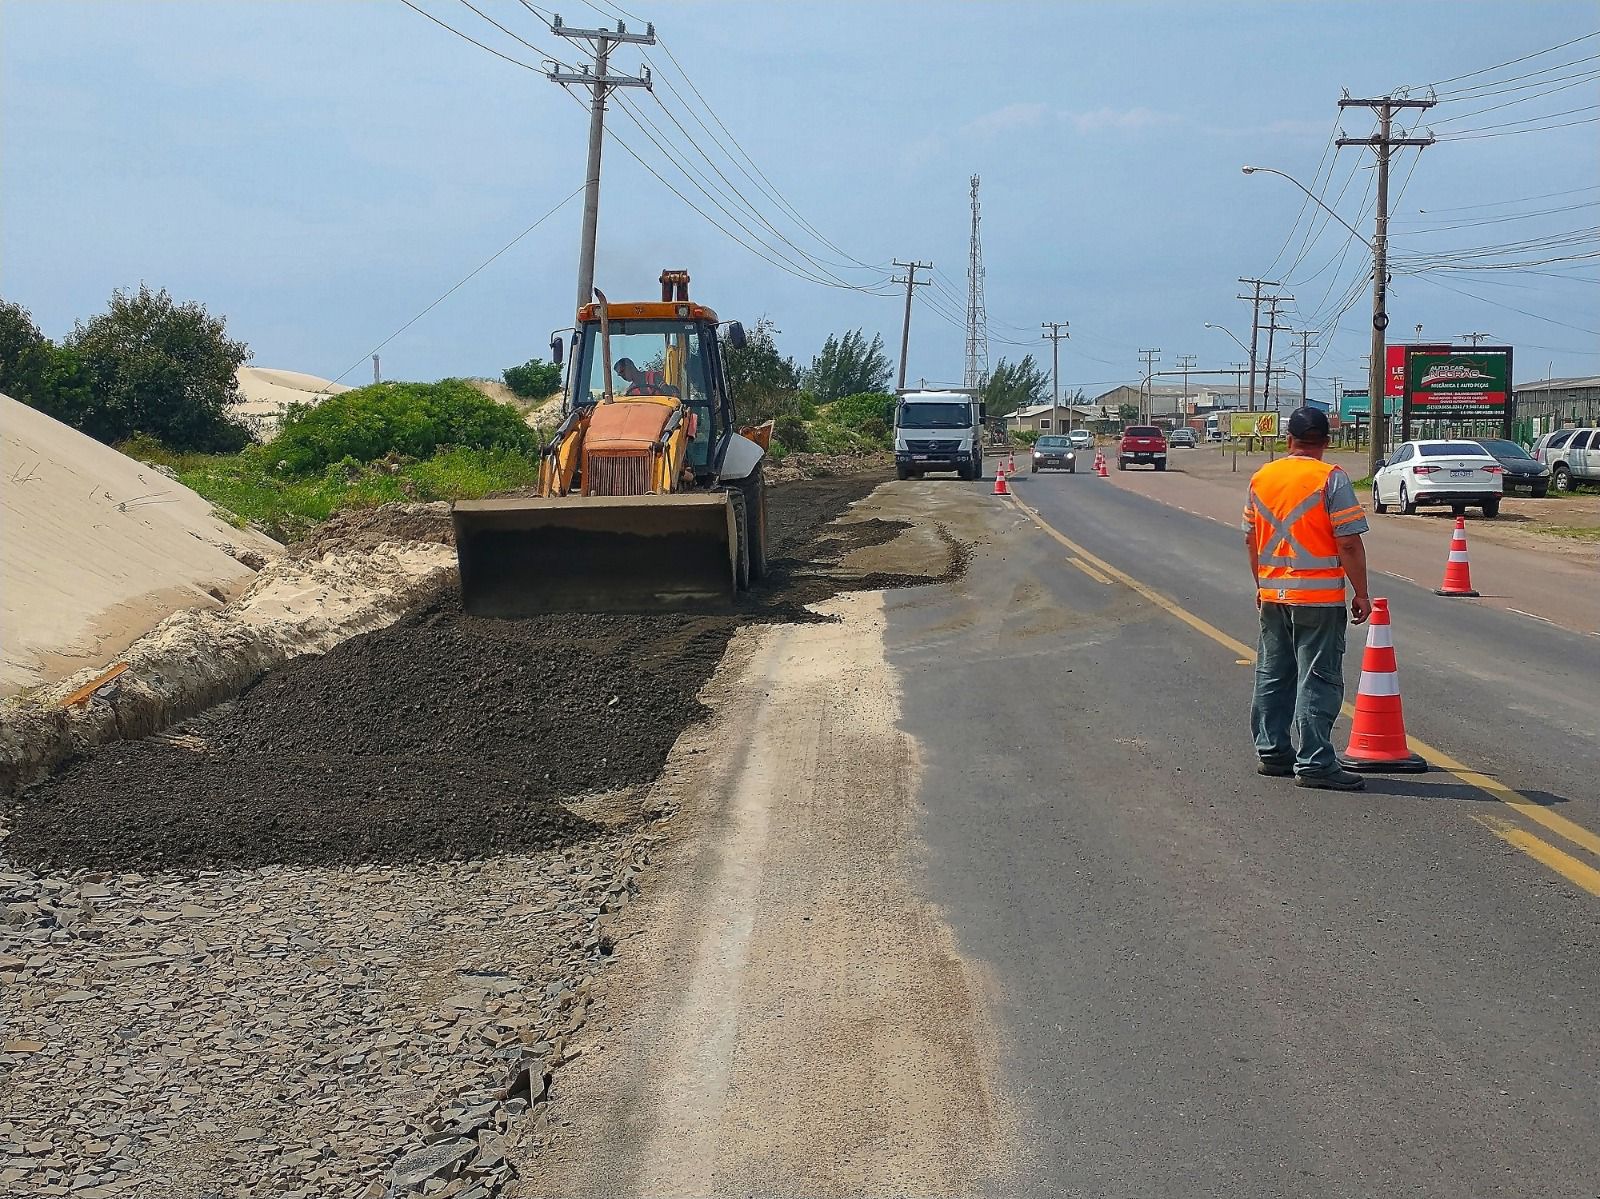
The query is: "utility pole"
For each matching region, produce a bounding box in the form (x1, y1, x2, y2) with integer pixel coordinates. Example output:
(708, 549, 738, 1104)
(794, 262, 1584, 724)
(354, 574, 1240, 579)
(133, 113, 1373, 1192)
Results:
(1177, 354, 1198, 416)
(1138, 348, 1161, 422)
(548, 15, 656, 310)
(1338, 94, 1434, 477)
(1260, 296, 1293, 412)
(1291, 329, 1318, 405)
(892, 259, 932, 391)
(1042, 321, 1069, 430)
(1460, 331, 1491, 346)
(1237, 278, 1279, 415)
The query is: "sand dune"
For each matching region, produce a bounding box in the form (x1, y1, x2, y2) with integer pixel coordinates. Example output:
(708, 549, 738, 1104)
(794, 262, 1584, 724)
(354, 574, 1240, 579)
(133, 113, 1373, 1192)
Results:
(1, 393, 281, 697)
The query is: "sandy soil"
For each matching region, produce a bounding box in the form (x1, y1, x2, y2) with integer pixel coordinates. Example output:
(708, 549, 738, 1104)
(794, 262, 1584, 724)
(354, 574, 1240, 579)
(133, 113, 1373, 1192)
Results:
(231, 367, 350, 437)
(518, 488, 1010, 1197)
(0, 393, 282, 699)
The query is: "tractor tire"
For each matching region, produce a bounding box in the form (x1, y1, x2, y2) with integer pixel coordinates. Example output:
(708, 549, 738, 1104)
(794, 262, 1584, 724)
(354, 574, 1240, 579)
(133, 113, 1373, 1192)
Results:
(736, 463, 769, 582)
(729, 488, 751, 592)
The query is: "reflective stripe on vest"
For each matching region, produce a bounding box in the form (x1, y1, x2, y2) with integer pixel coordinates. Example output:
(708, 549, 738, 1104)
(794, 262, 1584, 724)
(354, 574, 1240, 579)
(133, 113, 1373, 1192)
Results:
(1249, 457, 1346, 605)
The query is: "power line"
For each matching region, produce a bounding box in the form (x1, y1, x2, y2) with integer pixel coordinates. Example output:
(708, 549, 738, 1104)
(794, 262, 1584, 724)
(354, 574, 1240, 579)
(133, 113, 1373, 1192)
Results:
(1415, 30, 1600, 90)
(318, 184, 584, 394)
(1413, 183, 1600, 213)
(398, 0, 545, 71)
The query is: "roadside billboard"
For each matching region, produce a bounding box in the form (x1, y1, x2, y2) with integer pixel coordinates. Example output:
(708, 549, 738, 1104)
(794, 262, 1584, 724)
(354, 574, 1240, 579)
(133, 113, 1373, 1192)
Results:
(1229, 411, 1279, 439)
(1387, 343, 1449, 398)
(1402, 346, 1513, 437)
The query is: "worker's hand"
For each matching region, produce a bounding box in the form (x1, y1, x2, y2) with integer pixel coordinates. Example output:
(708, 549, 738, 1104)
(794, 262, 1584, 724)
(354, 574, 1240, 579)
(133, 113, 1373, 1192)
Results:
(1255, 592, 1262, 612)
(1350, 594, 1373, 625)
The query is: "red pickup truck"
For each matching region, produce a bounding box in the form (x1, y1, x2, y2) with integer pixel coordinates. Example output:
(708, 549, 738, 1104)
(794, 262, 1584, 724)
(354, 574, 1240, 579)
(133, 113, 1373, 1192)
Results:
(1118, 425, 1168, 471)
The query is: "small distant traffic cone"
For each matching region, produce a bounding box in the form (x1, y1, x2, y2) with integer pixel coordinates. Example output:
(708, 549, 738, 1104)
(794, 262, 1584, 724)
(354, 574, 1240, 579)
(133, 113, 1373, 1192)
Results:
(1342, 598, 1428, 773)
(1008, 449, 1017, 475)
(1095, 450, 1109, 478)
(1435, 516, 1479, 598)
(993, 465, 1010, 496)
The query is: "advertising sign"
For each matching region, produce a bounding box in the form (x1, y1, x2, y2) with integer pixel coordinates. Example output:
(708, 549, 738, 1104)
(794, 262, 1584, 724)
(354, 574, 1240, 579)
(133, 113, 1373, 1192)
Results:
(1338, 390, 1401, 421)
(1229, 411, 1279, 438)
(1405, 349, 1511, 422)
(1388, 343, 1449, 398)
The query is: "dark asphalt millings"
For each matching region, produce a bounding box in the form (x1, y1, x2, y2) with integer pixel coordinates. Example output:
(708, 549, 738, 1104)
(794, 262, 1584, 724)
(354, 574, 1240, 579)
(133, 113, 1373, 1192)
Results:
(6, 471, 918, 873)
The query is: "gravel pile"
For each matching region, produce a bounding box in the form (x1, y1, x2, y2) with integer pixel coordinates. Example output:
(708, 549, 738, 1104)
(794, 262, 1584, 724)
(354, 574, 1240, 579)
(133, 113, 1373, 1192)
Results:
(0, 470, 908, 1198)
(0, 821, 650, 1198)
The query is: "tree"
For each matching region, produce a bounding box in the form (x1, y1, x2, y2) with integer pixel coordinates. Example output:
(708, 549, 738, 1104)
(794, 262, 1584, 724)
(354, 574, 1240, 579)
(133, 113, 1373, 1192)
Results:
(805, 329, 892, 404)
(981, 355, 1050, 418)
(503, 357, 563, 400)
(1118, 402, 1140, 423)
(0, 300, 51, 403)
(64, 284, 252, 451)
(723, 316, 801, 422)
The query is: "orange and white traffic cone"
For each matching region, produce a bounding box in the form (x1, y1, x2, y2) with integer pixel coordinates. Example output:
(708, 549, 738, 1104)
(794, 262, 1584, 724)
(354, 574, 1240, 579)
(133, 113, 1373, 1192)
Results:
(1096, 450, 1109, 478)
(1342, 598, 1428, 773)
(993, 465, 1010, 496)
(1435, 515, 1479, 598)
(1008, 450, 1017, 476)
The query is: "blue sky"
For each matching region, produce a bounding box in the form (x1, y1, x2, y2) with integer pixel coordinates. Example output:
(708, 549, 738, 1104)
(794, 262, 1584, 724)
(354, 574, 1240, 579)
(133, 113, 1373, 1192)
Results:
(4, 1, 1597, 398)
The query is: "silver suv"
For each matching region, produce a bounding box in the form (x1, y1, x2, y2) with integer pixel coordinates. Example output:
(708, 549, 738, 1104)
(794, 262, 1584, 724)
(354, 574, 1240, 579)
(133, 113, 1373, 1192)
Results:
(1533, 427, 1600, 492)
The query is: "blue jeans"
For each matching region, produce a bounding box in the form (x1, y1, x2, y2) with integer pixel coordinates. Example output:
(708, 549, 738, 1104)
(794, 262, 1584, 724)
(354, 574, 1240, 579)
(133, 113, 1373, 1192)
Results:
(1251, 602, 1348, 777)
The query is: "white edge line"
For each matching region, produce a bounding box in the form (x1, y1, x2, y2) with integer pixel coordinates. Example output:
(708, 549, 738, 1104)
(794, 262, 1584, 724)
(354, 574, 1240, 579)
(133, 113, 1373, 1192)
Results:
(1506, 608, 1557, 626)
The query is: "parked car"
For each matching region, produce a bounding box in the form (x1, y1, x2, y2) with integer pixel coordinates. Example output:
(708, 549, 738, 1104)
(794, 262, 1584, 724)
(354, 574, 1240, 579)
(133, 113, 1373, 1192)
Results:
(1118, 425, 1168, 471)
(1030, 435, 1077, 473)
(1372, 440, 1504, 517)
(1169, 427, 1198, 448)
(1475, 438, 1550, 497)
(1067, 429, 1095, 451)
(1533, 426, 1599, 493)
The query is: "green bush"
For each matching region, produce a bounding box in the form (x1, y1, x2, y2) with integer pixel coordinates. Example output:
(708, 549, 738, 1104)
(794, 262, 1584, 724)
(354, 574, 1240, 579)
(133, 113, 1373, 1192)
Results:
(503, 358, 563, 399)
(774, 413, 809, 452)
(825, 392, 895, 431)
(1015, 429, 1042, 446)
(266, 379, 537, 475)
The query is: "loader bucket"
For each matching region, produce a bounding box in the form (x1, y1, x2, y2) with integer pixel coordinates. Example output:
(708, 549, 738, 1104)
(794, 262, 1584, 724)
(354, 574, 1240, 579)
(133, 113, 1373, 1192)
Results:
(451, 493, 738, 617)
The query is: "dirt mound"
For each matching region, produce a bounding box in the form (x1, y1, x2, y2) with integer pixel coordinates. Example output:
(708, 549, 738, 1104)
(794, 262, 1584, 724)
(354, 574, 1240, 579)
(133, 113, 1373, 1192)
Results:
(6, 472, 908, 873)
(291, 501, 455, 559)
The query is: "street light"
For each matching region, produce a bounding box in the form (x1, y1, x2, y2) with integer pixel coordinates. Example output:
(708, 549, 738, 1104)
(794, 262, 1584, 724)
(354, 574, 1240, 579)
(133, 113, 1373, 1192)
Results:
(1241, 166, 1373, 250)
(1203, 322, 1251, 357)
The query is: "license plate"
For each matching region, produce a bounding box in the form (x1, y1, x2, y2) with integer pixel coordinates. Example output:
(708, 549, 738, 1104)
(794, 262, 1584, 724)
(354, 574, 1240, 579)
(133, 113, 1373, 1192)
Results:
(913, 454, 930, 460)
(1450, 468, 1473, 477)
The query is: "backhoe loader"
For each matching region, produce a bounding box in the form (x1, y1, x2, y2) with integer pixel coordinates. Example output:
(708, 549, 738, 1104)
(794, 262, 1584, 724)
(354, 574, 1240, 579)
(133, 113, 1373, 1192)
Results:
(452, 270, 771, 616)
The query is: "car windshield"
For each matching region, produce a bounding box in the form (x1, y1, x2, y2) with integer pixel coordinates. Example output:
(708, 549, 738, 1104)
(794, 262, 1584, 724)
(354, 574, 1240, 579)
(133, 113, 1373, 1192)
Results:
(1479, 439, 1531, 459)
(1037, 437, 1069, 449)
(898, 400, 972, 429)
(1420, 442, 1493, 457)
(1125, 426, 1161, 437)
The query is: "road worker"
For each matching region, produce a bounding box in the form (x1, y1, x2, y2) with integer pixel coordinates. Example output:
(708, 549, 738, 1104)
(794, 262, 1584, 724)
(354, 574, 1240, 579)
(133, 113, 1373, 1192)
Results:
(1243, 406, 1373, 790)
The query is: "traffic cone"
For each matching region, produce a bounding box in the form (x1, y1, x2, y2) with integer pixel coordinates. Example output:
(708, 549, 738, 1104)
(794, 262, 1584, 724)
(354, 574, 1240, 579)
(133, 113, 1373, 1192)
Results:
(1096, 451, 1109, 478)
(1435, 516, 1479, 598)
(992, 466, 1010, 496)
(1008, 450, 1017, 475)
(1342, 598, 1428, 773)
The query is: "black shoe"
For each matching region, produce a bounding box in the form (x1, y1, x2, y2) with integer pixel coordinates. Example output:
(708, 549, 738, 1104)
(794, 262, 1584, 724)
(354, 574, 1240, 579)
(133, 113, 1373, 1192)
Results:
(1257, 759, 1294, 777)
(1294, 768, 1366, 792)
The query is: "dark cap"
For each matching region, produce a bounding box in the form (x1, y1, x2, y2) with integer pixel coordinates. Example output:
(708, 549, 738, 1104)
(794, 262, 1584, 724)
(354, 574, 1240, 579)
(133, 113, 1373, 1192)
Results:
(1287, 407, 1331, 440)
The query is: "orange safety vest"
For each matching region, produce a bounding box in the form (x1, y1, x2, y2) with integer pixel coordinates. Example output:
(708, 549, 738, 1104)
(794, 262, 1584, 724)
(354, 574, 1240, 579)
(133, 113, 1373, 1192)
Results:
(1246, 457, 1346, 605)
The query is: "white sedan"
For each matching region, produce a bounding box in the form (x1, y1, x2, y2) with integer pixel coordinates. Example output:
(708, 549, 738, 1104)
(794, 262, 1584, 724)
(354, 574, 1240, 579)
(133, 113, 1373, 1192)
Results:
(1372, 439, 1505, 518)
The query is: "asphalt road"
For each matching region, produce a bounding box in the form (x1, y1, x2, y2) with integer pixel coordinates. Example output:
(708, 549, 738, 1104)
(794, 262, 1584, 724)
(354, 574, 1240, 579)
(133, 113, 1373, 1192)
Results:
(888, 469, 1600, 1197)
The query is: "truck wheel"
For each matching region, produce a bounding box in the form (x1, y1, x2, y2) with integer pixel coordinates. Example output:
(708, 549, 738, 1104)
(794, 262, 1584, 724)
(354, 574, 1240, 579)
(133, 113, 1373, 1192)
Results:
(1155, 461, 1167, 472)
(735, 463, 769, 581)
(896, 464, 910, 481)
(729, 488, 751, 591)
(1553, 464, 1573, 492)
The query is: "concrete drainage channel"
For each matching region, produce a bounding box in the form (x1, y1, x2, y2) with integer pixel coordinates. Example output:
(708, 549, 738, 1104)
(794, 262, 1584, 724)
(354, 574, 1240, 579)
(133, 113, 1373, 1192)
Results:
(0, 470, 958, 1199)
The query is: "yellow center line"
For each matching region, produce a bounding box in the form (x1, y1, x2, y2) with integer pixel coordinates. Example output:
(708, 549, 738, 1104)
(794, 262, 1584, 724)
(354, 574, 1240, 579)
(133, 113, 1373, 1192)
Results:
(1009, 491, 1600, 896)
(1067, 557, 1114, 586)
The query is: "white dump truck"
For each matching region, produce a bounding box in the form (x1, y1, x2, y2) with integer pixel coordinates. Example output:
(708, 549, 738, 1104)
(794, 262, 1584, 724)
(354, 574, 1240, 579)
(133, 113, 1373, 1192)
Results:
(893, 390, 986, 480)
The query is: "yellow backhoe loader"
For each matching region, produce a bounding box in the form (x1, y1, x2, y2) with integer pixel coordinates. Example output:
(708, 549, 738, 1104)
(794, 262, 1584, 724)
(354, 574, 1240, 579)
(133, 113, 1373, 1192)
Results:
(452, 270, 771, 616)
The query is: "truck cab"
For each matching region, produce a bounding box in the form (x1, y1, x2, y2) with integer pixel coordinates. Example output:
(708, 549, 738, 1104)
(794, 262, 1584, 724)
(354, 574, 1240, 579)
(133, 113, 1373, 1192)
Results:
(894, 391, 985, 480)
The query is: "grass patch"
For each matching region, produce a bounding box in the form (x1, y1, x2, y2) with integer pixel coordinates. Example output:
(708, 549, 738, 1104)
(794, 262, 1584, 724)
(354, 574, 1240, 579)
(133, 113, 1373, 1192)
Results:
(130, 442, 542, 542)
(1535, 524, 1600, 541)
